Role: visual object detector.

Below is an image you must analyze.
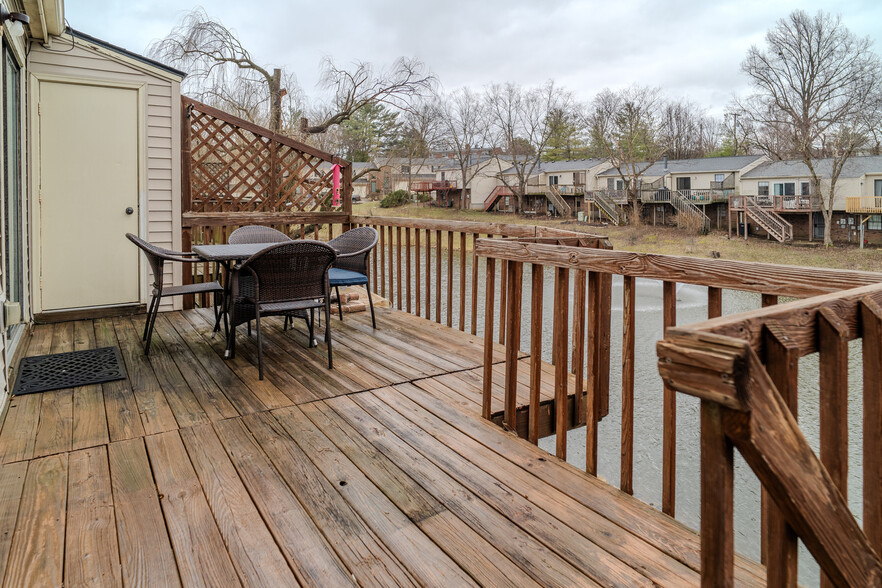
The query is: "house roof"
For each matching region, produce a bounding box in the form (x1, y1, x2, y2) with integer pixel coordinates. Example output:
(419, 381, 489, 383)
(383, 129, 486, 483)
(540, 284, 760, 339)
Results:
(67, 28, 186, 78)
(433, 155, 495, 170)
(500, 158, 607, 175)
(598, 155, 766, 177)
(741, 155, 882, 179)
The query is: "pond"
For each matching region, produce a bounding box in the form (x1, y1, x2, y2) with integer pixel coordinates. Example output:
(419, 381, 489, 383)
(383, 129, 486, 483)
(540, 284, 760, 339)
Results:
(385, 246, 864, 586)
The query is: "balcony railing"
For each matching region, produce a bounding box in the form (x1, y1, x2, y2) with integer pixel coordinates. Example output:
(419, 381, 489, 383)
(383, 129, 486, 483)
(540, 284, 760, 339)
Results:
(731, 194, 821, 212)
(410, 180, 457, 192)
(846, 196, 882, 213)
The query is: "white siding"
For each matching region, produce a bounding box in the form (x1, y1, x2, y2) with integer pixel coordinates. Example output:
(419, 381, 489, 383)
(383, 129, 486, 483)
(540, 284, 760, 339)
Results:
(28, 37, 182, 311)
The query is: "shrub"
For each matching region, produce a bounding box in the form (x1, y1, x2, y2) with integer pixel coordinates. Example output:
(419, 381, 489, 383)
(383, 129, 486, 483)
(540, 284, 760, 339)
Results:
(379, 190, 411, 208)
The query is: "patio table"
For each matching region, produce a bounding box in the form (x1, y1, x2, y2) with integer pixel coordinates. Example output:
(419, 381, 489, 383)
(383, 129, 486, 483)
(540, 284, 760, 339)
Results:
(192, 243, 279, 357)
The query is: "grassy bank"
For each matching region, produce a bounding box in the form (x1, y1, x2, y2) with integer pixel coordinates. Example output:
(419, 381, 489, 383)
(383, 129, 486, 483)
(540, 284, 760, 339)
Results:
(352, 202, 882, 273)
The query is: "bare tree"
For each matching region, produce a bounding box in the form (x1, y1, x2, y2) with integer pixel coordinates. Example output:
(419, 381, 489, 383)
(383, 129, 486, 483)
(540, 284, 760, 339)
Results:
(393, 97, 443, 195)
(659, 100, 720, 159)
(487, 81, 570, 213)
(738, 10, 882, 246)
(437, 87, 495, 209)
(586, 86, 665, 220)
(149, 9, 435, 137)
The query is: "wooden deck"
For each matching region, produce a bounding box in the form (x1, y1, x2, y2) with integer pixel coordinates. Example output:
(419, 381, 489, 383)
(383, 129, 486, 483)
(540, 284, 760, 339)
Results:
(0, 308, 766, 587)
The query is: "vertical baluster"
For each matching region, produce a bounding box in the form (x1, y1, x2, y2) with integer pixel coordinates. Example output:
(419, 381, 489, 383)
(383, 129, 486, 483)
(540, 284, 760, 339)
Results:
(313, 223, 319, 240)
(371, 223, 378, 300)
(759, 293, 778, 567)
(701, 400, 735, 588)
(763, 322, 799, 587)
(860, 297, 882, 556)
(300, 224, 305, 239)
(818, 307, 848, 588)
(529, 263, 544, 444)
(708, 286, 722, 319)
(621, 275, 636, 494)
(379, 225, 386, 299)
(435, 229, 442, 324)
(388, 226, 395, 308)
(586, 271, 601, 474)
(471, 234, 480, 335)
(572, 270, 587, 426)
(425, 229, 431, 320)
(415, 228, 421, 317)
(553, 267, 569, 460)
(598, 273, 612, 419)
(504, 262, 523, 433)
(482, 257, 496, 420)
(406, 227, 412, 315)
(396, 226, 402, 311)
(662, 280, 677, 516)
(447, 231, 454, 328)
(328, 223, 334, 240)
(499, 259, 508, 345)
(459, 232, 467, 331)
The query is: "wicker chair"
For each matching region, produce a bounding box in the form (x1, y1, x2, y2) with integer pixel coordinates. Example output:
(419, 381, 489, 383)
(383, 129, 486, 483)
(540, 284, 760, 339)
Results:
(327, 227, 379, 328)
(229, 240, 337, 378)
(228, 225, 292, 244)
(126, 233, 225, 355)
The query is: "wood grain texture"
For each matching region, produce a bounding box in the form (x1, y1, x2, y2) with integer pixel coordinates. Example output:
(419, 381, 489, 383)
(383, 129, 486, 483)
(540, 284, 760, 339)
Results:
(662, 281, 677, 517)
(861, 297, 882, 556)
(700, 401, 734, 588)
(503, 262, 523, 433)
(621, 275, 636, 495)
(3, 455, 67, 588)
(0, 462, 27, 583)
(529, 264, 544, 444)
(65, 446, 122, 588)
(482, 257, 496, 421)
(553, 267, 569, 460)
(109, 439, 181, 587)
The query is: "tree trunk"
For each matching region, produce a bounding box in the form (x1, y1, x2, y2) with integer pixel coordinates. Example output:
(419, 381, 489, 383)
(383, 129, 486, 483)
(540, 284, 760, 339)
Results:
(269, 68, 282, 134)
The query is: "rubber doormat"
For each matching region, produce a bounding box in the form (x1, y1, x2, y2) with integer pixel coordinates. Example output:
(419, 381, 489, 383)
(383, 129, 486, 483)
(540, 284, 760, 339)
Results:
(12, 347, 127, 395)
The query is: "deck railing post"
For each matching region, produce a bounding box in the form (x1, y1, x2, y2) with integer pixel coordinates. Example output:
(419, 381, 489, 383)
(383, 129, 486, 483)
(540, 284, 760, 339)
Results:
(504, 261, 523, 432)
(700, 400, 735, 588)
(482, 257, 497, 421)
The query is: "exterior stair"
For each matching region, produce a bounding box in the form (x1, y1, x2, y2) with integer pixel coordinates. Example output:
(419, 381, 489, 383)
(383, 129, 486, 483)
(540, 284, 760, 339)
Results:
(658, 190, 711, 231)
(484, 185, 512, 211)
(743, 196, 793, 242)
(587, 190, 622, 225)
(544, 185, 572, 217)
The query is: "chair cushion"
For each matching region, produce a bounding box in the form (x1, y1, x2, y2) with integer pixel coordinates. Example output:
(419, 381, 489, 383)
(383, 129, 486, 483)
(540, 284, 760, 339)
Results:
(328, 268, 368, 286)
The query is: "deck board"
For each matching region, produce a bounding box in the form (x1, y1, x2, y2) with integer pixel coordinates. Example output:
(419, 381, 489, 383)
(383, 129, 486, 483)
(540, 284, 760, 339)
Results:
(0, 308, 767, 586)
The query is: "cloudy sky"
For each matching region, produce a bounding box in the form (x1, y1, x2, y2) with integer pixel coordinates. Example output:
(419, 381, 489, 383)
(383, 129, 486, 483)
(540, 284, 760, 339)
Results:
(66, 0, 882, 115)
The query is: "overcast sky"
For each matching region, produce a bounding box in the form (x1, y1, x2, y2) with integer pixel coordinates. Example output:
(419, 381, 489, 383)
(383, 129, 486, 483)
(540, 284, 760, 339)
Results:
(65, 0, 882, 116)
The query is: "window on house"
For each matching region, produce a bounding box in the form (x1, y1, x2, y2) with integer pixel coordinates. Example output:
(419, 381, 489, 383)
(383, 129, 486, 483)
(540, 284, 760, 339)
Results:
(801, 182, 810, 196)
(869, 215, 882, 231)
(758, 182, 769, 196)
(401, 165, 410, 174)
(3, 42, 22, 334)
(774, 182, 795, 196)
(676, 177, 691, 190)
(714, 174, 725, 183)
(440, 171, 445, 181)
(875, 179, 882, 197)
(548, 175, 559, 186)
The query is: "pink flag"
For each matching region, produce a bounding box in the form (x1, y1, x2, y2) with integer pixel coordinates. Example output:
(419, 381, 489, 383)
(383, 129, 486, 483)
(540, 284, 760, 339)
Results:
(332, 164, 341, 207)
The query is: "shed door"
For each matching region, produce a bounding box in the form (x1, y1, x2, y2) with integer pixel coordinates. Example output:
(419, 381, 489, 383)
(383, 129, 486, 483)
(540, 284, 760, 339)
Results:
(39, 81, 140, 311)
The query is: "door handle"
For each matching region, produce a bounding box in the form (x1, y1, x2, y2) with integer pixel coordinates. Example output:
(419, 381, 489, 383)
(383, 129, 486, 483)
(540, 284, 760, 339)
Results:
(125, 207, 134, 215)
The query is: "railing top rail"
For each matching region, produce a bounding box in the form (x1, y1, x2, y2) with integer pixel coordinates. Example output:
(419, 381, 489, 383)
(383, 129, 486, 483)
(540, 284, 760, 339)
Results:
(184, 96, 348, 167)
(473, 239, 882, 300)
(349, 215, 610, 243)
(668, 280, 882, 355)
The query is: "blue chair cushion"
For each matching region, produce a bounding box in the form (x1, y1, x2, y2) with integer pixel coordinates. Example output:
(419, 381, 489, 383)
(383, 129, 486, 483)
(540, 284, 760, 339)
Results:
(328, 268, 368, 286)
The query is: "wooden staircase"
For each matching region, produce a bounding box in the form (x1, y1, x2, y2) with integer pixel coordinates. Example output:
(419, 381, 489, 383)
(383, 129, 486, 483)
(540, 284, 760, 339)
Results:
(587, 190, 622, 225)
(544, 185, 572, 217)
(743, 196, 793, 242)
(484, 185, 512, 211)
(646, 190, 711, 231)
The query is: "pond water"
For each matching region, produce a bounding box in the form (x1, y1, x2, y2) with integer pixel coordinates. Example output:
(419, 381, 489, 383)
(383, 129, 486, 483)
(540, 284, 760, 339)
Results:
(385, 247, 864, 586)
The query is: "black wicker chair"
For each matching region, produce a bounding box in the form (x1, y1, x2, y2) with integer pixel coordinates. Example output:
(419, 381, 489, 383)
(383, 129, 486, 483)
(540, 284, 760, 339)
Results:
(228, 225, 292, 245)
(126, 233, 225, 355)
(228, 240, 337, 378)
(327, 227, 379, 328)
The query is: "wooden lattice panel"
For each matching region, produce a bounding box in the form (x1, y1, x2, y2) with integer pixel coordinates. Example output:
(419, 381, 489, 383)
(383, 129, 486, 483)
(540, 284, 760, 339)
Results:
(184, 100, 340, 214)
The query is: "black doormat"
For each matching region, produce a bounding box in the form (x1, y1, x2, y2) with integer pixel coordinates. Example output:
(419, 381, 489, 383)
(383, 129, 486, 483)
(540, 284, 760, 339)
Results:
(12, 347, 127, 396)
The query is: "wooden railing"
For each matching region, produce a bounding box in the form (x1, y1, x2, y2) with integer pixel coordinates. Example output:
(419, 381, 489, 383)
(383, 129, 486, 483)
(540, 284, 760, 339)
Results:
(846, 196, 882, 214)
(410, 180, 457, 192)
(474, 238, 882, 584)
(732, 194, 821, 212)
(659, 283, 882, 586)
(348, 216, 609, 336)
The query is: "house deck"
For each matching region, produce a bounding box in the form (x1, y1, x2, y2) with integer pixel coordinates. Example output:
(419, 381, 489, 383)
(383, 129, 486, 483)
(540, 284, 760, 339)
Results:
(0, 308, 765, 586)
